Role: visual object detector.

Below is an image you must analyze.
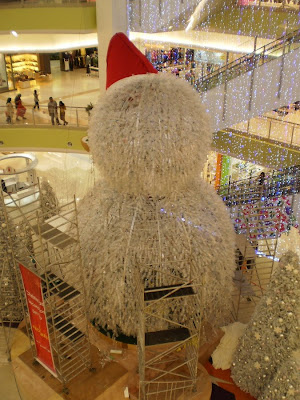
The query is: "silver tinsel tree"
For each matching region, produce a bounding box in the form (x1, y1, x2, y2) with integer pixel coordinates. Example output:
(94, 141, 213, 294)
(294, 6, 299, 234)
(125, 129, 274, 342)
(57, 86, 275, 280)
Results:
(40, 180, 60, 220)
(0, 204, 33, 322)
(258, 351, 300, 400)
(231, 250, 300, 398)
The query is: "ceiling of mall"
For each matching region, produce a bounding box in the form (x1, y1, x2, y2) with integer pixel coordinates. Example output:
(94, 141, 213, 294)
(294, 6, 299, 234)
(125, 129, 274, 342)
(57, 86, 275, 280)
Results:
(0, 1, 299, 54)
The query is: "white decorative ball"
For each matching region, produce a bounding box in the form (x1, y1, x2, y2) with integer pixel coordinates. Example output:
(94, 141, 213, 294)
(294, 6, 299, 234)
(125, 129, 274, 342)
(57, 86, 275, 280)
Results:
(88, 73, 211, 197)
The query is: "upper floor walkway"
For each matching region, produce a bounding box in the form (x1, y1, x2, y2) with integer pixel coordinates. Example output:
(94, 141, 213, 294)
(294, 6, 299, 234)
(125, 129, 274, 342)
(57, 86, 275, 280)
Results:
(1, 29, 300, 169)
(199, 28, 300, 131)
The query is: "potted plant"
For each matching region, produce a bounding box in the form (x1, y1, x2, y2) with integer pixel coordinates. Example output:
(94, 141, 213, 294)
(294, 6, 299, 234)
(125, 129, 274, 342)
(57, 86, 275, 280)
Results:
(85, 102, 94, 116)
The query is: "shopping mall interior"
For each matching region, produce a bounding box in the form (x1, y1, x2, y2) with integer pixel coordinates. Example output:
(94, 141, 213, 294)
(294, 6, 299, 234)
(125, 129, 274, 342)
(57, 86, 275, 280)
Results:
(0, 1, 299, 400)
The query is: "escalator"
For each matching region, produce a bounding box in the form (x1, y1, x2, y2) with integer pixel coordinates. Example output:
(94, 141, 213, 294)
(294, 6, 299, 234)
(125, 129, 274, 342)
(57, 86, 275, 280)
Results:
(199, 28, 300, 132)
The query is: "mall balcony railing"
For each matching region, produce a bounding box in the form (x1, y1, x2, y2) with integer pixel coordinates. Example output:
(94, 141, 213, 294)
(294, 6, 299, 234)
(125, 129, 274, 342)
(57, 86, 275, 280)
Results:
(246, 0, 300, 9)
(196, 28, 300, 93)
(231, 114, 300, 148)
(217, 166, 300, 207)
(0, 105, 89, 127)
(0, 0, 95, 7)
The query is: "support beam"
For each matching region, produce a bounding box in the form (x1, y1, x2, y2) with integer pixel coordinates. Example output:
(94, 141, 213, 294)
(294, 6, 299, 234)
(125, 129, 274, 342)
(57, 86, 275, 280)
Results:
(96, 0, 128, 93)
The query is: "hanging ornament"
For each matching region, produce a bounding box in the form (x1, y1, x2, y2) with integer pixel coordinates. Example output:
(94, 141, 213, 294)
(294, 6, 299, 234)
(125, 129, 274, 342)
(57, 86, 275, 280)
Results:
(266, 298, 272, 305)
(285, 264, 294, 271)
(254, 362, 261, 369)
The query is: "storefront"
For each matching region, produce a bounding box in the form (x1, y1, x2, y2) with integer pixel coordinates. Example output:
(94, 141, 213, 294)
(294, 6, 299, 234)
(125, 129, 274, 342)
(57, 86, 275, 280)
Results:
(202, 152, 267, 187)
(144, 45, 229, 79)
(145, 47, 193, 68)
(194, 49, 227, 76)
(1, 53, 52, 92)
(0, 53, 9, 93)
(59, 48, 98, 73)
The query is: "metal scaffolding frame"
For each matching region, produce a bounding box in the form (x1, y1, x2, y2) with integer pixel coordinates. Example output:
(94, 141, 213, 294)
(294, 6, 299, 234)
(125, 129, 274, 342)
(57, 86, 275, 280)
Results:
(230, 191, 284, 323)
(130, 202, 204, 400)
(0, 181, 91, 385)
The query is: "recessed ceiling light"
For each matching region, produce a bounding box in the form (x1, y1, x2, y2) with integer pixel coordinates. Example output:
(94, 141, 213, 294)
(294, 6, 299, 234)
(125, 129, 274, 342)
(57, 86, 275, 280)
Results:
(11, 31, 18, 37)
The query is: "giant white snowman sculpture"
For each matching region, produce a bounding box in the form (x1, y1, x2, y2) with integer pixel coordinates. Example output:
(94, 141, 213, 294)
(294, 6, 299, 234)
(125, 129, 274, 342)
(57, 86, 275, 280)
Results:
(79, 33, 235, 339)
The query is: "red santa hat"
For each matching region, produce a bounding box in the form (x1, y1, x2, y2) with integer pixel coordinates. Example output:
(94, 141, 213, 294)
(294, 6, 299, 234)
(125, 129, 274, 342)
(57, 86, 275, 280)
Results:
(106, 32, 158, 89)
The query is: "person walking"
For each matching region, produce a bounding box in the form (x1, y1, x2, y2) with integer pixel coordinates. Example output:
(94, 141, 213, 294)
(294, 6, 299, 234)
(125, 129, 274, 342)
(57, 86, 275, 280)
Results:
(14, 93, 21, 109)
(48, 97, 60, 125)
(33, 89, 40, 110)
(59, 101, 68, 125)
(5, 97, 14, 124)
(15, 94, 26, 120)
(86, 54, 91, 76)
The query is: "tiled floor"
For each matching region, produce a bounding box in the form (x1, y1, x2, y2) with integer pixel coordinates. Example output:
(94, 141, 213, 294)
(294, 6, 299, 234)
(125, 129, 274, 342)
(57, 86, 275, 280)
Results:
(0, 60, 101, 113)
(0, 328, 24, 400)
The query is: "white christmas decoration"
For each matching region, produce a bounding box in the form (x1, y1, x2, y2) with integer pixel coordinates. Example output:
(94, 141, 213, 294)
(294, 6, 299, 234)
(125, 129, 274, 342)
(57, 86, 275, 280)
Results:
(258, 351, 300, 400)
(88, 73, 211, 197)
(231, 251, 300, 398)
(79, 72, 236, 338)
(254, 332, 261, 340)
(40, 180, 60, 220)
(266, 297, 272, 305)
(0, 204, 32, 321)
(211, 322, 246, 370)
(276, 227, 300, 259)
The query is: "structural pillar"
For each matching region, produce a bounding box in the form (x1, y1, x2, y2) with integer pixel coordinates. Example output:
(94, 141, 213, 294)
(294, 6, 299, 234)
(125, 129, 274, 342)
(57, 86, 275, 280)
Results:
(215, 153, 223, 190)
(220, 155, 231, 187)
(96, 0, 128, 93)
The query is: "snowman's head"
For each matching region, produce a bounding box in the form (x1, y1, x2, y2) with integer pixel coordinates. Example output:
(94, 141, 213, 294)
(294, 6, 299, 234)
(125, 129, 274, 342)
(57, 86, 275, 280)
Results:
(88, 34, 211, 196)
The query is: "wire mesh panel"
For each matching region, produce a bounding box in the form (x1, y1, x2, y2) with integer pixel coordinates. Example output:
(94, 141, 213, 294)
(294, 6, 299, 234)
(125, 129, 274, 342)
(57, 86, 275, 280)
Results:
(130, 202, 204, 400)
(222, 180, 292, 323)
(0, 182, 91, 384)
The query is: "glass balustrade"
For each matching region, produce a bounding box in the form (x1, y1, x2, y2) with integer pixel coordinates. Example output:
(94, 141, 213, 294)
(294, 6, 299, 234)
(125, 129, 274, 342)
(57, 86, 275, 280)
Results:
(246, 0, 300, 9)
(0, 105, 89, 127)
(196, 29, 300, 93)
(217, 165, 300, 203)
(232, 116, 300, 147)
(0, 0, 94, 6)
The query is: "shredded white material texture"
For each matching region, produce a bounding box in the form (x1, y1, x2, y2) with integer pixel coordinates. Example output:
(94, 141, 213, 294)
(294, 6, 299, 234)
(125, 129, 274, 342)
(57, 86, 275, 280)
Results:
(78, 73, 236, 337)
(88, 73, 211, 197)
(212, 322, 247, 370)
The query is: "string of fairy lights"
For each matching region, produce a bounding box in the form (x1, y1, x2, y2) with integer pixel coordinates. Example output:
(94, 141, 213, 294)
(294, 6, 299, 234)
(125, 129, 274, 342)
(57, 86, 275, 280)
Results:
(127, 0, 300, 171)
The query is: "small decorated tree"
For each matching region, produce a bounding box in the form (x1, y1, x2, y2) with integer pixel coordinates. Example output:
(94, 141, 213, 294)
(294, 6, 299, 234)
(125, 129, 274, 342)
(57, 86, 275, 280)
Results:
(258, 351, 300, 400)
(231, 250, 300, 398)
(40, 180, 60, 220)
(0, 207, 27, 322)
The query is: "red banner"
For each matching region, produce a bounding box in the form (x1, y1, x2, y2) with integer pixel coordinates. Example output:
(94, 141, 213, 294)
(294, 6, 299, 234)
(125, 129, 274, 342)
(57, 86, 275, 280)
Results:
(19, 264, 56, 376)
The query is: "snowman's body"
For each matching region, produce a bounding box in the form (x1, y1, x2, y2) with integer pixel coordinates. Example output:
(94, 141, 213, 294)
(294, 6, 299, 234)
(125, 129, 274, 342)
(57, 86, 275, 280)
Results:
(78, 73, 235, 337)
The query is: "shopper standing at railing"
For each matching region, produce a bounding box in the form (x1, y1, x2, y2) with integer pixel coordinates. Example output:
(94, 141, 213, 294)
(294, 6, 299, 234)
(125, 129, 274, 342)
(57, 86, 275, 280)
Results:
(59, 101, 68, 125)
(48, 97, 61, 126)
(256, 171, 266, 198)
(33, 89, 40, 110)
(5, 98, 14, 124)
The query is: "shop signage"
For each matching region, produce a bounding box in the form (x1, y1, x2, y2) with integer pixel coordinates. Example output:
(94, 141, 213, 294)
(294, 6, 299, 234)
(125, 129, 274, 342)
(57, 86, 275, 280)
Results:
(19, 263, 57, 376)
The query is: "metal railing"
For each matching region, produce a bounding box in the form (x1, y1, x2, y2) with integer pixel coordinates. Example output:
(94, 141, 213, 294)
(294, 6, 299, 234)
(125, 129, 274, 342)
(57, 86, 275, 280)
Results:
(232, 115, 300, 147)
(246, 0, 300, 9)
(0, 0, 95, 8)
(0, 105, 89, 128)
(217, 166, 300, 207)
(196, 28, 300, 93)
